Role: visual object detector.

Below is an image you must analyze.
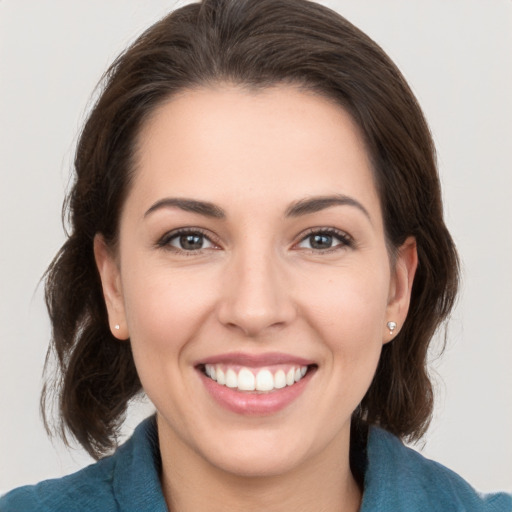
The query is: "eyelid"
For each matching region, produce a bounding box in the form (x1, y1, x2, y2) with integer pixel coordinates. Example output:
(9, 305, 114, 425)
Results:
(156, 227, 221, 252)
(155, 226, 353, 253)
(294, 227, 354, 251)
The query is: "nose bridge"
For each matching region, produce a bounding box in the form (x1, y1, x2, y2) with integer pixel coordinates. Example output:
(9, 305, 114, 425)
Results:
(217, 237, 295, 336)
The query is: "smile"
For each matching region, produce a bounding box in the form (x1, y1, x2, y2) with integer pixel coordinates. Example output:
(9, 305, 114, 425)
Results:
(196, 353, 316, 415)
(204, 364, 309, 392)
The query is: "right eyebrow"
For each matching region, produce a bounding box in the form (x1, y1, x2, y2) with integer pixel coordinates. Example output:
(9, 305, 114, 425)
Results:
(285, 194, 372, 223)
(144, 197, 226, 219)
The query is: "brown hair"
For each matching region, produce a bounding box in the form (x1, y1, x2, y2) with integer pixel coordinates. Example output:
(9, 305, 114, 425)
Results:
(42, 0, 459, 459)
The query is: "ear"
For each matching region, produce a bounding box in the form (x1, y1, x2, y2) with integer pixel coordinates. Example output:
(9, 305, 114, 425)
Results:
(93, 234, 129, 340)
(384, 236, 418, 343)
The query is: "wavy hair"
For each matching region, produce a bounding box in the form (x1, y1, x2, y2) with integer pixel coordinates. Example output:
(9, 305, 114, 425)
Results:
(42, 0, 459, 459)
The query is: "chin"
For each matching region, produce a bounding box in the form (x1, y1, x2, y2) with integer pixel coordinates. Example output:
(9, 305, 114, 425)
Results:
(206, 443, 307, 479)
(193, 422, 333, 479)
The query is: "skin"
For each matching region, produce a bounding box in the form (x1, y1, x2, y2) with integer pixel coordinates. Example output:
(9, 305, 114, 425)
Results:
(95, 85, 417, 512)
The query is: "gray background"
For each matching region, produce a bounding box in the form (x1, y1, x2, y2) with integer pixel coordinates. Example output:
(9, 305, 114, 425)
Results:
(1, 0, 511, 493)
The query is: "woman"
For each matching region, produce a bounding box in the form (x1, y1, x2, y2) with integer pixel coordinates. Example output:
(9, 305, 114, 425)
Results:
(1, 0, 510, 510)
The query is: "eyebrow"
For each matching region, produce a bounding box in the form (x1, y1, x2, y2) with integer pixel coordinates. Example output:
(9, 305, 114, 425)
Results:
(285, 194, 371, 221)
(144, 194, 370, 221)
(144, 198, 226, 219)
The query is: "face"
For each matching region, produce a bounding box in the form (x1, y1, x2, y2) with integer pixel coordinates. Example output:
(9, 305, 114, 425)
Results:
(95, 85, 416, 478)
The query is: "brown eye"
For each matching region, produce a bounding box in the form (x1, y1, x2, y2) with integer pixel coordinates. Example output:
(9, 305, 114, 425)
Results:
(159, 230, 216, 252)
(309, 234, 335, 250)
(297, 229, 352, 251)
(176, 233, 206, 250)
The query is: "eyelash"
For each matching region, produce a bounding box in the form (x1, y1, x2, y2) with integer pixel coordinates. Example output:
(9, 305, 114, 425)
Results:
(156, 228, 219, 254)
(156, 227, 354, 254)
(295, 227, 354, 253)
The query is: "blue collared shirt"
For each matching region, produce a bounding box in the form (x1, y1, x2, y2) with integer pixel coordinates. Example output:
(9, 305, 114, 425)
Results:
(1, 416, 510, 511)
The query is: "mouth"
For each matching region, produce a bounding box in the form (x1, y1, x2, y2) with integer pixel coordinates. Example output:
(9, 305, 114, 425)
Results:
(195, 353, 317, 415)
(199, 363, 316, 392)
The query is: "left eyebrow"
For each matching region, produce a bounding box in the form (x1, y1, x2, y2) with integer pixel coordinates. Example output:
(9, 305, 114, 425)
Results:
(144, 197, 226, 219)
(285, 194, 371, 222)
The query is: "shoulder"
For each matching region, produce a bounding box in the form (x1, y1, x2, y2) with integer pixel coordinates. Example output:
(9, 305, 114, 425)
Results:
(0, 416, 167, 512)
(362, 427, 512, 512)
(0, 455, 117, 512)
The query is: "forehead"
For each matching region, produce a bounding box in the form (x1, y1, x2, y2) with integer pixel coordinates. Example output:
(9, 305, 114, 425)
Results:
(129, 84, 381, 218)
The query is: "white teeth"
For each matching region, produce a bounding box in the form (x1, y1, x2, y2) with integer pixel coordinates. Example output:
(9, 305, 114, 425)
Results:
(204, 364, 309, 392)
(226, 369, 238, 388)
(205, 364, 215, 379)
(238, 368, 255, 391)
(274, 370, 287, 389)
(216, 368, 226, 385)
(255, 369, 274, 391)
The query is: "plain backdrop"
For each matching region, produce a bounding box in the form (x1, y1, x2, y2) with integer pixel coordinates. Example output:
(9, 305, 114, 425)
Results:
(1, 0, 511, 494)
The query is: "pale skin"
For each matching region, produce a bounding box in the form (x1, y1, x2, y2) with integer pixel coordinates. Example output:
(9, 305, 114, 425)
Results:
(94, 85, 418, 512)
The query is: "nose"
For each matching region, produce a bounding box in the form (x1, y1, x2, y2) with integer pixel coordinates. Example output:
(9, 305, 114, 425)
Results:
(216, 244, 296, 337)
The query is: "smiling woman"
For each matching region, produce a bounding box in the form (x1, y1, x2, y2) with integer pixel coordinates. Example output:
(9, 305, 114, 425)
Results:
(93, 86, 416, 492)
(1, 0, 511, 511)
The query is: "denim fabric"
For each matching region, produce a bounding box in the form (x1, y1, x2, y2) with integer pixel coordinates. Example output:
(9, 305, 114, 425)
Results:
(360, 427, 512, 511)
(0, 416, 167, 512)
(1, 416, 510, 511)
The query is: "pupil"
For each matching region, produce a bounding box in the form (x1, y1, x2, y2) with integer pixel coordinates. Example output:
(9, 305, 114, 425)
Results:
(311, 234, 332, 249)
(180, 234, 203, 250)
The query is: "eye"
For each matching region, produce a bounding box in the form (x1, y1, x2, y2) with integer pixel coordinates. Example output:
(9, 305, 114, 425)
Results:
(296, 228, 353, 252)
(158, 229, 217, 252)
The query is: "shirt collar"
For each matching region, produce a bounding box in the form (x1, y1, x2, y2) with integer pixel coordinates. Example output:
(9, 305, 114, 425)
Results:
(112, 415, 169, 512)
(112, 416, 509, 512)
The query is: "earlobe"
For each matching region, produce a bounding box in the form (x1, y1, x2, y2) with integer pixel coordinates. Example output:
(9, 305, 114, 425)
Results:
(93, 234, 129, 340)
(384, 236, 418, 342)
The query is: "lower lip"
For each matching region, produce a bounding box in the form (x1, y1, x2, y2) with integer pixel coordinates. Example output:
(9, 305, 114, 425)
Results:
(198, 369, 314, 416)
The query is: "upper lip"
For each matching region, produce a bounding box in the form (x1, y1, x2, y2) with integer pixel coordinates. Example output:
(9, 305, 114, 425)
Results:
(195, 352, 315, 367)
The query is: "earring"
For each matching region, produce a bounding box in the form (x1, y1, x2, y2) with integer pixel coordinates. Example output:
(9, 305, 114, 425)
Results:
(387, 321, 397, 335)
(114, 324, 120, 330)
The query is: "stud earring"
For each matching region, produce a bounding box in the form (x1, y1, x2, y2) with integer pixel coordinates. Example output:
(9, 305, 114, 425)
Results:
(387, 321, 397, 335)
(114, 324, 120, 330)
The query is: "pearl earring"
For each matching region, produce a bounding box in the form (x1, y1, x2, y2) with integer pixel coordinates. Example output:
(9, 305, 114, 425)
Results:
(114, 324, 120, 330)
(387, 321, 397, 335)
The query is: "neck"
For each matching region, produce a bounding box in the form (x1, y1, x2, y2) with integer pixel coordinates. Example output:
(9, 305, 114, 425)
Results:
(157, 417, 362, 512)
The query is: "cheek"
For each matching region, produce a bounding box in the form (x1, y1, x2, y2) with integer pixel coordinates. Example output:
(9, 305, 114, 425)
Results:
(121, 262, 218, 360)
(120, 263, 221, 414)
(297, 261, 390, 386)
(299, 262, 390, 337)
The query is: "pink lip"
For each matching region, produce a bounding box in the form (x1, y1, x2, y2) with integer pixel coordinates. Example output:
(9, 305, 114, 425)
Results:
(195, 351, 315, 367)
(196, 352, 316, 416)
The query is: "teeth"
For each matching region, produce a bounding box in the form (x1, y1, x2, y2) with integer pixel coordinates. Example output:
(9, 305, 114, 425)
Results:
(225, 369, 238, 388)
(238, 368, 255, 391)
(274, 370, 287, 389)
(255, 369, 274, 391)
(203, 364, 309, 392)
